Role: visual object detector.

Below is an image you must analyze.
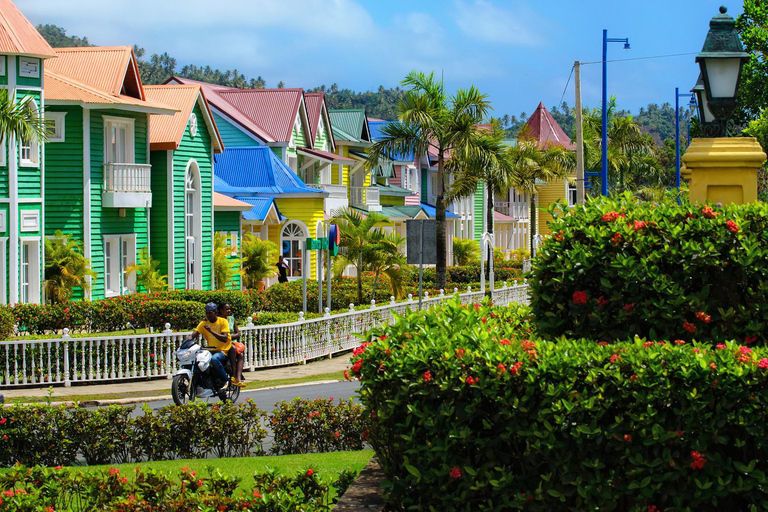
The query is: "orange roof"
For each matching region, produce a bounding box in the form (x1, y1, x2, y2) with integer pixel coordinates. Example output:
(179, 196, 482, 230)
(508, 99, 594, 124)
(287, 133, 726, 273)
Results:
(213, 192, 252, 210)
(44, 68, 176, 114)
(48, 46, 144, 100)
(144, 84, 224, 153)
(0, 0, 55, 58)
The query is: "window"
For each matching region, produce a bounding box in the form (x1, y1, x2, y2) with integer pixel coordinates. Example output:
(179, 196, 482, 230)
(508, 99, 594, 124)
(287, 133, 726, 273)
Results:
(0, 57, 5, 77)
(103, 116, 135, 164)
(288, 155, 298, 174)
(188, 113, 198, 137)
(19, 238, 40, 304)
(19, 100, 39, 166)
(0, 210, 5, 233)
(46, 112, 67, 142)
(104, 235, 136, 297)
(567, 182, 578, 207)
(20, 210, 39, 232)
(281, 221, 307, 279)
(185, 162, 202, 289)
(18, 57, 39, 78)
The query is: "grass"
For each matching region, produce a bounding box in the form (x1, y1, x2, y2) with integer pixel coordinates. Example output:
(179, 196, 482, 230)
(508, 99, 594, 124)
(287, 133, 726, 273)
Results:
(4, 370, 347, 405)
(72, 450, 373, 493)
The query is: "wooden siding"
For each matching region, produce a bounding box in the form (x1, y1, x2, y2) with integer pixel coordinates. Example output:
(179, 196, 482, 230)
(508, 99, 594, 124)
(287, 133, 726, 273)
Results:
(380, 194, 405, 206)
(314, 119, 328, 151)
(537, 178, 566, 235)
(212, 112, 260, 148)
(149, 149, 170, 282)
(421, 168, 428, 202)
(45, 106, 84, 238)
(273, 197, 324, 280)
(390, 164, 403, 188)
(16, 90, 41, 199)
(214, 211, 241, 290)
(88, 109, 150, 300)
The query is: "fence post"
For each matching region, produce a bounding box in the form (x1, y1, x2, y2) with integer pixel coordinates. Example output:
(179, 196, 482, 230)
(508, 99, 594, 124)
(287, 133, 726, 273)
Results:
(407, 294, 413, 303)
(298, 312, 307, 364)
(454, 287, 459, 296)
(324, 307, 333, 359)
(424, 291, 430, 300)
(245, 317, 254, 371)
(164, 323, 173, 378)
(390, 296, 396, 306)
(62, 328, 71, 387)
(349, 303, 355, 313)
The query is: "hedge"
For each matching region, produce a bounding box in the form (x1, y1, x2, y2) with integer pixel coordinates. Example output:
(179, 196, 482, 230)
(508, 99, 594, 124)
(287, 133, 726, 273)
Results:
(353, 299, 768, 511)
(530, 194, 768, 344)
(0, 398, 368, 467)
(0, 464, 357, 512)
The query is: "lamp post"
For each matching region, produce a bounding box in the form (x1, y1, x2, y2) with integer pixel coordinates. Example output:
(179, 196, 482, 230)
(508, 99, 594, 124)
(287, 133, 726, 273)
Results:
(601, 30, 630, 196)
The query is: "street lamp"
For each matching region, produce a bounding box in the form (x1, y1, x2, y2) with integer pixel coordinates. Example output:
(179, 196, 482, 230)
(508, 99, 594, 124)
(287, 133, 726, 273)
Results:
(694, 6, 749, 137)
(601, 30, 631, 196)
(675, 88, 697, 191)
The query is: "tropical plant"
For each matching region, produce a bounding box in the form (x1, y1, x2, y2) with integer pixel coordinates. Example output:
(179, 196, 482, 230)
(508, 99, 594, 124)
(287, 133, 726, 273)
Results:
(212, 232, 241, 290)
(44, 230, 97, 304)
(0, 88, 48, 146)
(125, 247, 167, 293)
(331, 208, 390, 305)
(368, 71, 493, 290)
(365, 230, 407, 301)
(240, 234, 279, 289)
(452, 238, 480, 266)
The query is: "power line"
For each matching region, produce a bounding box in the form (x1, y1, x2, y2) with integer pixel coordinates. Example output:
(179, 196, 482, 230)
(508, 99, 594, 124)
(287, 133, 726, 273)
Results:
(558, 65, 575, 110)
(580, 51, 698, 66)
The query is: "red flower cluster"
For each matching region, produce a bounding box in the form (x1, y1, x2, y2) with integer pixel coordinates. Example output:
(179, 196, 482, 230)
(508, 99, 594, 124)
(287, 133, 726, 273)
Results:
(596, 296, 609, 308)
(643, 341, 655, 348)
(674, 339, 686, 345)
(738, 345, 753, 364)
(701, 206, 718, 218)
(455, 348, 466, 358)
(623, 303, 635, 312)
(611, 233, 622, 244)
(682, 321, 696, 333)
(610, 353, 621, 364)
(449, 467, 462, 479)
(715, 343, 727, 350)
(602, 211, 620, 222)
(623, 434, 632, 443)
(466, 376, 478, 386)
(690, 451, 706, 470)
(647, 506, 660, 512)
(633, 220, 647, 231)
(306, 468, 314, 477)
(423, 370, 433, 382)
(695, 311, 711, 324)
(726, 220, 740, 233)
(508, 361, 524, 375)
(759, 358, 768, 369)
(572, 291, 588, 305)
(745, 335, 758, 344)
(498, 338, 511, 345)
(353, 342, 372, 357)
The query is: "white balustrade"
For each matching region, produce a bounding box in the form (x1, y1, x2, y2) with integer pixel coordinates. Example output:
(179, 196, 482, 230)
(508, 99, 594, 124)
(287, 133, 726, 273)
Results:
(307, 183, 347, 199)
(103, 163, 152, 193)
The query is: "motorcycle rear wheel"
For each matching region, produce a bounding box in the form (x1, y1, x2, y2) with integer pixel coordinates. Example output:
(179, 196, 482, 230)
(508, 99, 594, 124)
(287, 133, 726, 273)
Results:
(172, 374, 196, 406)
(220, 380, 240, 404)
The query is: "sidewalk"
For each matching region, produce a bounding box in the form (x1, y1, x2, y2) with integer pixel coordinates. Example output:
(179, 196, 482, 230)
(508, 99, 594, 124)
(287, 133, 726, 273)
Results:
(1, 354, 352, 405)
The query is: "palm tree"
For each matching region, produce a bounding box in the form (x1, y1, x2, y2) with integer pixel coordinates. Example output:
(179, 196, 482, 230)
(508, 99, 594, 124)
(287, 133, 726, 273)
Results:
(0, 89, 48, 146)
(213, 232, 242, 290)
(331, 208, 390, 305)
(240, 234, 279, 289)
(44, 230, 97, 304)
(366, 230, 407, 301)
(125, 247, 168, 293)
(368, 71, 492, 290)
(452, 237, 480, 266)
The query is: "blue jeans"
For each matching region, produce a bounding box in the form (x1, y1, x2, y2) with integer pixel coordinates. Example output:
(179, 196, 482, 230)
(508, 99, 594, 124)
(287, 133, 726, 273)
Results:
(210, 351, 228, 387)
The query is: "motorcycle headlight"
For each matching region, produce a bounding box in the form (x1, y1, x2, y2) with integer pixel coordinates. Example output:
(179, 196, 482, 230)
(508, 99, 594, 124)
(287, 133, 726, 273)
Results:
(177, 348, 193, 361)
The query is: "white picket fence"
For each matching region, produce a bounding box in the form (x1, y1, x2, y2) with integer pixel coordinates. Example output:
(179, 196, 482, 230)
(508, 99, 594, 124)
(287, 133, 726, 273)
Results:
(0, 284, 530, 388)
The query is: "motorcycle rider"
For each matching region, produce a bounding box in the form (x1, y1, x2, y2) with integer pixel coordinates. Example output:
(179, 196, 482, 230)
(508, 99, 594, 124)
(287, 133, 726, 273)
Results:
(187, 302, 231, 394)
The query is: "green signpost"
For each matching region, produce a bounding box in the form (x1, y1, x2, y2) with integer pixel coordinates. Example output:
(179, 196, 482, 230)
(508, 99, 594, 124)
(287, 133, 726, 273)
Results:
(301, 225, 339, 315)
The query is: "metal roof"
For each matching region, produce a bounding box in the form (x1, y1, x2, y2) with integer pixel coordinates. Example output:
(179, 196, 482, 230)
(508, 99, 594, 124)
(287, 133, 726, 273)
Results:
(375, 183, 411, 196)
(297, 147, 354, 165)
(367, 120, 415, 161)
(420, 203, 460, 219)
(234, 197, 285, 221)
(0, 0, 55, 58)
(523, 102, 575, 150)
(44, 68, 176, 114)
(329, 109, 370, 143)
(217, 88, 306, 143)
(144, 84, 224, 153)
(49, 47, 144, 100)
(371, 161, 395, 179)
(494, 211, 516, 223)
(213, 146, 326, 196)
(304, 93, 324, 143)
(213, 192, 252, 210)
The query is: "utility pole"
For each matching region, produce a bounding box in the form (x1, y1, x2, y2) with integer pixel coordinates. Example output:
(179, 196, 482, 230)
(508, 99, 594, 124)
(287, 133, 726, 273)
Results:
(574, 61, 585, 205)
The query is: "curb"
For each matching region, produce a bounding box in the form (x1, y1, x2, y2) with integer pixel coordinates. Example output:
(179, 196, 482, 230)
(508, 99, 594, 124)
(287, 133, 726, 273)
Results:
(3, 379, 346, 407)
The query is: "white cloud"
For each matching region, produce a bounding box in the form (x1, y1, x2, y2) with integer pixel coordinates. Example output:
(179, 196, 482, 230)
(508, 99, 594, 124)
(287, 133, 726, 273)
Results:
(453, 0, 541, 46)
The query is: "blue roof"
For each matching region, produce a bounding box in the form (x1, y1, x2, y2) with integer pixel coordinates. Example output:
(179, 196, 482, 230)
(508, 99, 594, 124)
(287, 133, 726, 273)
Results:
(368, 120, 414, 162)
(420, 203, 460, 219)
(213, 147, 325, 196)
(234, 197, 286, 221)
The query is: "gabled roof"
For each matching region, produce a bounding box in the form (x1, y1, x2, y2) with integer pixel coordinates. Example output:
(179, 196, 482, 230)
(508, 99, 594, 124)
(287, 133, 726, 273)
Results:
(368, 120, 415, 162)
(329, 109, 370, 143)
(523, 102, 575, 150)
(144, 84, 224, 153)
(235, 197, 285, 222)
(213, 192, 252, 211)
(304, 92, 335, 151)
(0, 0, 56, 58)
(44, 68, 176, 114)
(217, 88, 309, 144)
(48, 46, 145, 101)
(166, 76, 275, 143)
(213, 146, 327, 197)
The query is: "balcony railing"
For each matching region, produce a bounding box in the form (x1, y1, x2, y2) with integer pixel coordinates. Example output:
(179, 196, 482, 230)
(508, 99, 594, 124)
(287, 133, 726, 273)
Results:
(307, 183, 347, 199)
(350, 186, 381, 209)
(102, 163, 152, 208)
(494, 201, 529, 219)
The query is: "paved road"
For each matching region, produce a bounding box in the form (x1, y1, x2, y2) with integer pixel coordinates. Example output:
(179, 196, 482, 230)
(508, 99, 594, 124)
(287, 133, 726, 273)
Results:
(121, 380, 361, 416)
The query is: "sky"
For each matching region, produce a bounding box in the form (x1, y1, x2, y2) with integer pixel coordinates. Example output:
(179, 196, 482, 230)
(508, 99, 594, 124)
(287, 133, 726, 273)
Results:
(17, 0, 745, 120)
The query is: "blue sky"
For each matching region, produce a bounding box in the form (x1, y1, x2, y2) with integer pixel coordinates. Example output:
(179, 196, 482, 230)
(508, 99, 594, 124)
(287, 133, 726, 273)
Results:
(18, 0, 744, 119)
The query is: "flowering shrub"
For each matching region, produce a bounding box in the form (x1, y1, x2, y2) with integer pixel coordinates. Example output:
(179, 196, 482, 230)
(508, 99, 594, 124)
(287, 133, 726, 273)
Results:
(416, 264, 522, 284)
(0, 307, 13, 339)
(132, 300, 204, 331)
(0, 464, 356, 511)
(354, 299, 768, 511)
(531, 194, 768, 343)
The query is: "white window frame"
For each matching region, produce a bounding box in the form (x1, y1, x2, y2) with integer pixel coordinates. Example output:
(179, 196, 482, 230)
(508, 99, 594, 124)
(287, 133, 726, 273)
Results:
(19, 210, 39, 232)
(121, 235, 137, 294)
(227, 231, 238, 257)
(0, 57, 6, 77)
(18, 57, 40, 79)
(0, 237, 6, 305)
(102, 234, 137, 297)
(19, 237, 41, 304)
(104, 236, 121, 297)
(188, 113, 198, 138)
(185, 161, 203, 290)
(281, 220, 308, 280)
(0, 135, 6, 167)
(0, 210, 5, 233)
(19, 99, 40, 167)
(46, 112, 67, 143)
(567, 181, 578, 207)
(103, 115, 135, 164)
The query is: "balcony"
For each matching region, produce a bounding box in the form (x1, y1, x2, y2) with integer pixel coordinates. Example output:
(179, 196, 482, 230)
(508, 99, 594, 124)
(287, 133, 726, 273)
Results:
(351, 186, 381, 211)
(307, 183, 349, 215)
(102, 163, 152, 208)
(494, 201, 529, 219)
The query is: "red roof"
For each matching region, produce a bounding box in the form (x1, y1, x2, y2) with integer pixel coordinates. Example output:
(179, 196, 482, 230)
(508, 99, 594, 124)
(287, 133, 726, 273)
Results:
(305, 93, 324, 142)
(218, 88, 305, 143)
(523, 102, 575, 150)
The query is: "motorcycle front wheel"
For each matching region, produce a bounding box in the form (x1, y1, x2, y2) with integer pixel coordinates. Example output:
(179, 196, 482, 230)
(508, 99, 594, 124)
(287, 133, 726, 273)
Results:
(171, 374, 196, 406)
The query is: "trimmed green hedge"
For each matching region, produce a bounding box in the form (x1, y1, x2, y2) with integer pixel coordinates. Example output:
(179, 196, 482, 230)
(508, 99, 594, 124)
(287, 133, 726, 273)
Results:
(530, 195, 768, 344)
(354, 299, 768, 511)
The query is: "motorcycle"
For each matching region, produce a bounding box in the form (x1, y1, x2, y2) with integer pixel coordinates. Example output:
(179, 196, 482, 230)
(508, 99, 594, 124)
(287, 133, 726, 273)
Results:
(171, 338, 240, 405)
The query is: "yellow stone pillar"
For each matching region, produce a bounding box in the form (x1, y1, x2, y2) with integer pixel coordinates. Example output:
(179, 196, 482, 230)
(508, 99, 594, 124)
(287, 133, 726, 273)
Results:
(681, 137, 766, 205)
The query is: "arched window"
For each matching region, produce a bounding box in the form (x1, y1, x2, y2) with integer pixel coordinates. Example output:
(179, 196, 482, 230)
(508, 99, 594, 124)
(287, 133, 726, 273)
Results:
(281, 221, 307, 279)
(185, 161, 202, 289)
(20, 99, 39, 166)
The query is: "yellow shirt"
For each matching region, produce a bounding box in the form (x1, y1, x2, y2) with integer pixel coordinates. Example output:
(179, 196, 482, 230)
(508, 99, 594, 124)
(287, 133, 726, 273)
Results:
(195, 317, 231, 353)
